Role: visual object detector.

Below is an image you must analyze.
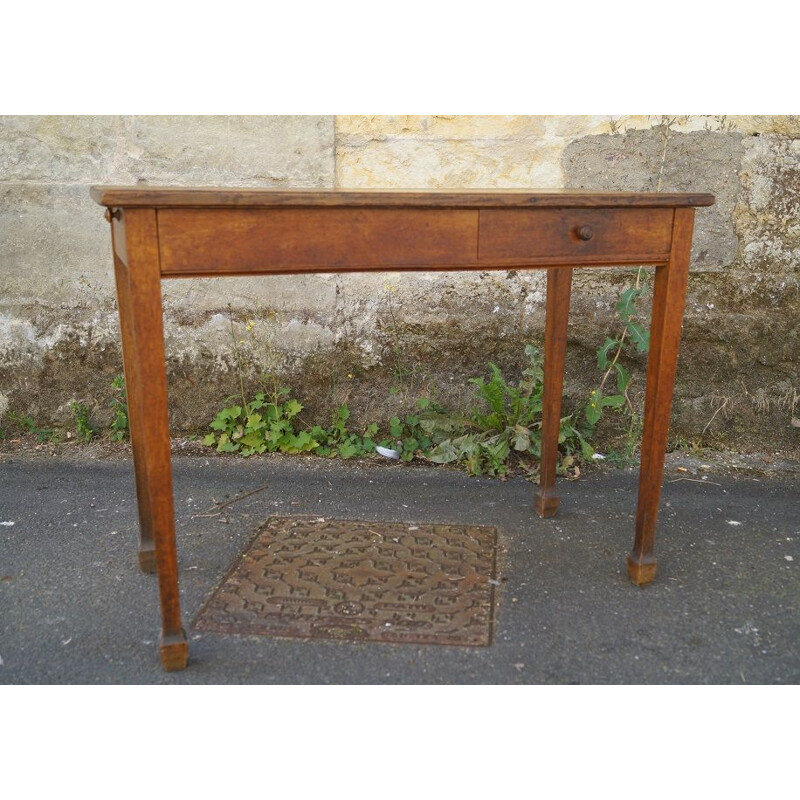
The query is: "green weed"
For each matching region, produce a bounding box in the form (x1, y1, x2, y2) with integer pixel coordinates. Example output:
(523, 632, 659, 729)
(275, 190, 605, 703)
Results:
(109, 374, 129, 441)
(7, 412, 60, 443)
(427, 345, 593, 477)
(71, 401, 95, 442)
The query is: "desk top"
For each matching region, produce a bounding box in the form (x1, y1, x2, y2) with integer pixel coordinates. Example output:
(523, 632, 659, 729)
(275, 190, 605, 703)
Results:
(90, 186, 715, 209)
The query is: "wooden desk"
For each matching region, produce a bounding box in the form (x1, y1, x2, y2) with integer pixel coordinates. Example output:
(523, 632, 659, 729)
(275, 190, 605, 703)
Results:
(91, 187, 714, 671)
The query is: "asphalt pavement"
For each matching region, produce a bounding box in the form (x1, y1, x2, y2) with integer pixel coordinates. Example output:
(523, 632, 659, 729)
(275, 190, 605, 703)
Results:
(1, 450, 798, 684)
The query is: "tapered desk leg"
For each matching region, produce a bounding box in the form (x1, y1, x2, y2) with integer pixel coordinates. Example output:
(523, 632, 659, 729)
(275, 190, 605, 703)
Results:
(114, 208, 188, 670)
(114, 253, 156, 573)
(628, 208, 694, 586)
(535, 267, 572, 517)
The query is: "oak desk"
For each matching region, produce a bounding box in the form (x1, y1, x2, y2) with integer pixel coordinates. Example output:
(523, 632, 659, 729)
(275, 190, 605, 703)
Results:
(91, 187, 714, 671)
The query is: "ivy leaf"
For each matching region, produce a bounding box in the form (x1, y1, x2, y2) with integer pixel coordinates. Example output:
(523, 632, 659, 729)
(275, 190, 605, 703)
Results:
(230, 425, 245, 440)
(239, 432, 265, 448)
(284, 399, 303, 418)
(338, 442, 358, 459)
(202, 433, 216, 446)
(281, 430, 318, 453)
(310, 425, 326, 441)
(402, 436, 419, 453)
(210, 413, 231, 431)
(217, 433, 239, 453)
(246, 412, 264, 429)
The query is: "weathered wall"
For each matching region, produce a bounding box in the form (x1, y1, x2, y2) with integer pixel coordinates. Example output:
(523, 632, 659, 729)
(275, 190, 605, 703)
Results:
(1, 115, 798, 454)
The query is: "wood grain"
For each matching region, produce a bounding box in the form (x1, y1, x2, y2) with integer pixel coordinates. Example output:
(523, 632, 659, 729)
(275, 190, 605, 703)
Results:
(158, 208, 479, 275)
(116, 208, 188, 669)
(111, 212, 128, 267)
(479, 208, 673, 265)
(112, 252, 155, 572)
(535, 268, 573, 518)
(627, 208, 695, 586)
(90, 186, 716, 209)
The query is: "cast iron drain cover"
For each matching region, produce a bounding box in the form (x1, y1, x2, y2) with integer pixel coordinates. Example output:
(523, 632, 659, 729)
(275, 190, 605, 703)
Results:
(194, 516, 498, 646)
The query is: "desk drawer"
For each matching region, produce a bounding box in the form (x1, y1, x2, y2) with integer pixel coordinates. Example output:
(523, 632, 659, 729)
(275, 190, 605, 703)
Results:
(158, 208, 479, 275)
(479, 208, 673, 264)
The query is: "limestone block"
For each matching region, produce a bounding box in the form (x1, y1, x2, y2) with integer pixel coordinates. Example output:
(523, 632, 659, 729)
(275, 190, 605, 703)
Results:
(0, 116, 120, 182)
(562, 128, 744, 271)
(729, 116, 800, 136)
(544, 115, 625, 139)
(337, 136, 564, 188)
(0, 183, 114, 304)
(735, 136, 800, 291)
(336, 115, 547, 141)
(119, 115, 335, 185)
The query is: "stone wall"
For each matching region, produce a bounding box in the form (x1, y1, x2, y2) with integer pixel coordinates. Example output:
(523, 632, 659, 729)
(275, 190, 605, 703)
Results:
(1, 115, 798, 455)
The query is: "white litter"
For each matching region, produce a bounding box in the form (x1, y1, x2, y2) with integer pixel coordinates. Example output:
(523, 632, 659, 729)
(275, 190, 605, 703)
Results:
(591, 453, 606, 460)
(727, 520, 742, 526)
(376, 446, 401, 460)
(0, 521, 14, 527)
(785, 555, 794, 562)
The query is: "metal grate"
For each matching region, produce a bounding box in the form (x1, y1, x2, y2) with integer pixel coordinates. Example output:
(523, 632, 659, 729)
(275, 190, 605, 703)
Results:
(194, 516, 498, 646)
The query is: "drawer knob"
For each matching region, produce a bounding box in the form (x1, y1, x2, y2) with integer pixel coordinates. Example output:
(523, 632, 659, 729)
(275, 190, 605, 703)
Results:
(576, 225, 593, 241)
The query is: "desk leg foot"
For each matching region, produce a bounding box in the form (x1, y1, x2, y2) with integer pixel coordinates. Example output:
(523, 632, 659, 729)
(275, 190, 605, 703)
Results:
(626, 553, 657, 586)
(534, 488, 559, 518)
(138, 545, 157, 573)
(160, 630, 189, 671)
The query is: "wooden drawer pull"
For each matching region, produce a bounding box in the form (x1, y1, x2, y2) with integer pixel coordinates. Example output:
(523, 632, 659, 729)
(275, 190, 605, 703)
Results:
(576, 224, 593, 240)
